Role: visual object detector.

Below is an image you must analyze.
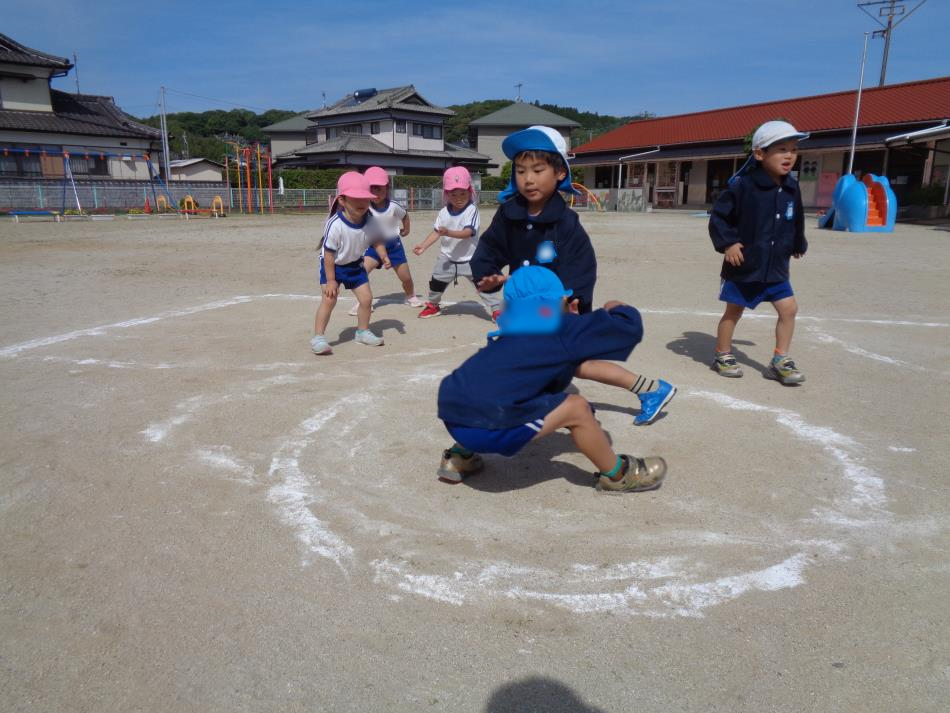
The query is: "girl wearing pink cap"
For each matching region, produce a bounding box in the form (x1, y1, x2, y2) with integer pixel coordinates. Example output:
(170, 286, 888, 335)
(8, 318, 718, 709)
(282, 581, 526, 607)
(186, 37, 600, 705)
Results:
(347, 166, 421, 315)
(311, 171, 390, 354)
(412, 166, 501, 320)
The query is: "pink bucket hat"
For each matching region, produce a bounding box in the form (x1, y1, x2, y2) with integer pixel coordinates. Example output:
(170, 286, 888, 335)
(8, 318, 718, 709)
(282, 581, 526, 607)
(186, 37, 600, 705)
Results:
(363, 166, 390, 187)
(442, 165, 477, 205)
(329, 170, 374, 214)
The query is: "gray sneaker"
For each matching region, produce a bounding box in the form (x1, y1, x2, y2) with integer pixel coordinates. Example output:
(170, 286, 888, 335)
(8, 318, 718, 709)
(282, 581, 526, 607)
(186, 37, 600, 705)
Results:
(596, 455, 667, 493)
(354, 329, 384, 346)
(768, 356, 805, 385)
(714, 352, 743, 377)
(310, 335, 332, 355)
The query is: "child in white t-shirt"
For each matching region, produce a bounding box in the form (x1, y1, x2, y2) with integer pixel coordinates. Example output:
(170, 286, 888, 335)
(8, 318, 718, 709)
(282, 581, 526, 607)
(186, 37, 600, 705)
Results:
(348, 166, 422, 316)
(412, 166, 501, 320)
(310, 172, 389, 355)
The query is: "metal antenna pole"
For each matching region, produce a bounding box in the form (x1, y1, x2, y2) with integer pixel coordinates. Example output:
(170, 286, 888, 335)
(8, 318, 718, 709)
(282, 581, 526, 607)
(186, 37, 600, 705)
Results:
(159, 86, 172, 184)
(73, 52, 80, 94)
(515, 83, 523, 102)
(848, 33, 871, 176)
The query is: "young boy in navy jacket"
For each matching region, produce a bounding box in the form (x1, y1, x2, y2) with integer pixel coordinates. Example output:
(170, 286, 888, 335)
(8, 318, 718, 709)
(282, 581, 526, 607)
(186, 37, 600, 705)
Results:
(709, 120, 809, 385)
(436, 266, 667, 493)
(471, 125, 675, 425)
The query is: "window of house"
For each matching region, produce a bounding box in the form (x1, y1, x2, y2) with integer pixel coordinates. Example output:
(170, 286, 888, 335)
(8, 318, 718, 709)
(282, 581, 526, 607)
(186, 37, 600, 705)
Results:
(342, 124, 362, 135)
(370, 122, 380, 134)
(305, 126, 321, 145)
(68, 149, 109, 176)
(395, 119, 406, 133)
(412, 123, 442, 140)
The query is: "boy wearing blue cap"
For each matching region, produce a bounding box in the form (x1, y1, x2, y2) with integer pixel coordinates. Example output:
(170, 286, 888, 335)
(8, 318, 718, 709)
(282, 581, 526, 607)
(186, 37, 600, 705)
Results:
(709, 120, 809, 385)
(471, 125, 676, 426)
(436, 266, 667, 493)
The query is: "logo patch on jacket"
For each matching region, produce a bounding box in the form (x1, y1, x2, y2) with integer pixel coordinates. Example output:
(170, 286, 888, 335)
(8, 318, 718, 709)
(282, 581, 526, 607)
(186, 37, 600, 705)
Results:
(785, 201, 794, 221)
(535, 240, 557, 264)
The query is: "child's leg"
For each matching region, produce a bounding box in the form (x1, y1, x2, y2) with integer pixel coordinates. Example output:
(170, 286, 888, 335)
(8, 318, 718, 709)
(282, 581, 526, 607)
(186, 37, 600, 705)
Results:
(772, 296, 798, 355)
(533, 394, 617, 473)
(351, 283, 375, 330)
(394, 262, 415, 297)
(716, 302, 745, 353)
(427, 276, 449, 305)
(363, 255, 380, 275)
(314, 294, 336, 335)
(574, 360, 675, 426)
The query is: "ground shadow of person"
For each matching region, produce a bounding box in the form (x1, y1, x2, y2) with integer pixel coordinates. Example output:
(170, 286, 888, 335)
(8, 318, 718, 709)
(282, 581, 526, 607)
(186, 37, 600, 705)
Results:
(666, 330, 771, 377)
(333, 318, 406, 345)
(372, 290, 412, 307)
(463, 429, 611, 493)
(484, 677, 608, 713)
(440, 299, 494, 321)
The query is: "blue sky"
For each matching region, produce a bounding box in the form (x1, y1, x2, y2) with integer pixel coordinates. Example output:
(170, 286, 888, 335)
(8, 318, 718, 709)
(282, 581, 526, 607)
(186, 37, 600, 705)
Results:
(6, 0, 950, 119)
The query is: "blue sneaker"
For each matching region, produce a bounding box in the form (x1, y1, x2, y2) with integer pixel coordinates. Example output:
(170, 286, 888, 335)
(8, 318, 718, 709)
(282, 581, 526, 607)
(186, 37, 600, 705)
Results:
(634, 380, 676, 426)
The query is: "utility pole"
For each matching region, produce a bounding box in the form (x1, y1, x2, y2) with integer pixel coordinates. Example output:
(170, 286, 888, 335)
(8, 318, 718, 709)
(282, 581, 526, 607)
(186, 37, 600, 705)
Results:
(857, 0, 927, 86)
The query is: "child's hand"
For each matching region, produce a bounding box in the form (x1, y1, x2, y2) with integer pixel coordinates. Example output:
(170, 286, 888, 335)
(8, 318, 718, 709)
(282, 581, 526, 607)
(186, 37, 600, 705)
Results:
(322, 280, 338, 300)
(382, 258, 392, 269)
(792, 252, 804, 259)
(400, 227, 409, 237)
(413, 244, 427, 256)
(724, 243, 744, 266)
(476, 274, 507, 292)
(602, 300, 624, 311)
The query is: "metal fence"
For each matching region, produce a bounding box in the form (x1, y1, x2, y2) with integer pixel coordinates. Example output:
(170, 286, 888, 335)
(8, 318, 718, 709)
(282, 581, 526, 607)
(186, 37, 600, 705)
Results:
(0, 180, 617, 214)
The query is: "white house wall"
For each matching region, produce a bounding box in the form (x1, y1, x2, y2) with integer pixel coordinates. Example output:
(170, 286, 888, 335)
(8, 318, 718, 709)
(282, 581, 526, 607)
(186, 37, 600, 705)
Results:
(0, 69, 53, 112)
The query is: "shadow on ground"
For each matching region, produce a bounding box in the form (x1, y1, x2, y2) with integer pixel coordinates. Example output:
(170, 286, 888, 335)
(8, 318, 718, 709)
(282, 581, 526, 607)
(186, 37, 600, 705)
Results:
(333, 318, 406, 345)
(463, 431, 605, 493)
(484, 677, 608, 713)
(666, 330, 771, 377)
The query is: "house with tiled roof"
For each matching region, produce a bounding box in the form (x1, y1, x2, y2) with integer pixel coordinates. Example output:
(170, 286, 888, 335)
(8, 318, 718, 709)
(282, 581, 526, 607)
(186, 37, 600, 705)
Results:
(265, 86, 492, 175)
(468, 102, 580, 176)
(0, 33, 163, 183)
(572, 76, 950, 209)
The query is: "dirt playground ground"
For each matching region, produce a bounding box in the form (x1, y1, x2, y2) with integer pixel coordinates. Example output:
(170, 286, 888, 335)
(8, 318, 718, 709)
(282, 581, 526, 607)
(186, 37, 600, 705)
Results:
(1, 209, 948, 712)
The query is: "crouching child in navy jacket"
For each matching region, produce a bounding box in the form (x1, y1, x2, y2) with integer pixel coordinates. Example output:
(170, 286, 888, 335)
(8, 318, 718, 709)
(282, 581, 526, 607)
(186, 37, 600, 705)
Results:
(436, 266, 667, 493)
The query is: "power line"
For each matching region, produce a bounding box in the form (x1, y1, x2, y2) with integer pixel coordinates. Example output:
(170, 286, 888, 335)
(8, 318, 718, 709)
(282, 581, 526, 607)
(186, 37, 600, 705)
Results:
(857, 0, 927, 86)
(163, 88, 276, 113)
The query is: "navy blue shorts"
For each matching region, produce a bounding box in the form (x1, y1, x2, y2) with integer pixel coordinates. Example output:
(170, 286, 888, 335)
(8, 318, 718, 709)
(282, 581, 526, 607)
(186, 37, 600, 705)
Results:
(320, 258, 368, 290)
(445, 418, 544, 457)
(719, 279, 794, 309)
(365, 238, 407, 267)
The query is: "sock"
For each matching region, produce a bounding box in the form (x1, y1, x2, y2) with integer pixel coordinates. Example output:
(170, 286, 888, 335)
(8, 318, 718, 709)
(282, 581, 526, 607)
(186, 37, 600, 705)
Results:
(772, 350, 787, 364)
(600, 455, 624, 479)
(450, 444, 474, 459)
(630, 375, 657, 394)
(716, 349, 732, 357)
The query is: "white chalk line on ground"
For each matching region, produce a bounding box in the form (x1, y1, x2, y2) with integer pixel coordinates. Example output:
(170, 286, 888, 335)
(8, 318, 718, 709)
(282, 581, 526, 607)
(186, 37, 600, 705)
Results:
(48, 293, 899, 614)
(640, 307, 948, 328)
(3, 294, 941, 360)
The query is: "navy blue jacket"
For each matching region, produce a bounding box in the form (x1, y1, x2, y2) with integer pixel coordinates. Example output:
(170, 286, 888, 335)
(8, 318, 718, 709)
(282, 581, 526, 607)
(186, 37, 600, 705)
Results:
(438, 305, 643, 430)
(709, 167, 807, 283)
(471, 192, 597, 313)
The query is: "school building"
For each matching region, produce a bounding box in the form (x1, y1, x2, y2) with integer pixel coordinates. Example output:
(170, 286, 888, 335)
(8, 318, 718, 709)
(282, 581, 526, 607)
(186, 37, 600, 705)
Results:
(571, 76, 950, 212)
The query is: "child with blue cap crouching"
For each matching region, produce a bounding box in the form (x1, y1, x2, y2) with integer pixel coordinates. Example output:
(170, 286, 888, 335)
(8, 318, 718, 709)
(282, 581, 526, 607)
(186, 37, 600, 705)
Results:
(436, 265, 667, 493)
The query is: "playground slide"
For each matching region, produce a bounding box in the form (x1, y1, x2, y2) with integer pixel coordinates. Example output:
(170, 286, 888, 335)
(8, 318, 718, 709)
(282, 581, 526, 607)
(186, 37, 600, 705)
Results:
(818, 173, 896, 232)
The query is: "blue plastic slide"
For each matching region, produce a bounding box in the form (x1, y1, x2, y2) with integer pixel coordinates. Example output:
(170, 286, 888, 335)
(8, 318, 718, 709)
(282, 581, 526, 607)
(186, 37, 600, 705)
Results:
(818, 173, 896, 232)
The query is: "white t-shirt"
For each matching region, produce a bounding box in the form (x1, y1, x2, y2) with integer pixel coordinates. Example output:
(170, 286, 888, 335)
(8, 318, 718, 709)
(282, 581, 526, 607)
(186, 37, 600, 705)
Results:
(321, 211, 384, 264)
(434, 202, 479, 263)
(369, 199, 407, 240)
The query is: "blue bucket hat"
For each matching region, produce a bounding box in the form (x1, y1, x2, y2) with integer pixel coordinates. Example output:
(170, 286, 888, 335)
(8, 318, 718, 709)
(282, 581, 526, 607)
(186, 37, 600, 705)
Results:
(488, 265, 573, 338)
(498, 125, 581, 202)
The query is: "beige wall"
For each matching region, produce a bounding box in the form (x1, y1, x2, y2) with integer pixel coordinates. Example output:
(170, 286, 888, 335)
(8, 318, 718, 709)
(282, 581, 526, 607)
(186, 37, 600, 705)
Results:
(687, 161, 707, 204)
(0, 69, 53, 112)
(171, 164, 223, 182)
(0, 129, 155, 178)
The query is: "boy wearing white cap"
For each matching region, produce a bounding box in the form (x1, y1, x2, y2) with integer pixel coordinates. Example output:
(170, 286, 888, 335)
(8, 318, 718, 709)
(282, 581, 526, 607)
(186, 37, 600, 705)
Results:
(709, 120, 809, 385)
(471, 125, 676, 426)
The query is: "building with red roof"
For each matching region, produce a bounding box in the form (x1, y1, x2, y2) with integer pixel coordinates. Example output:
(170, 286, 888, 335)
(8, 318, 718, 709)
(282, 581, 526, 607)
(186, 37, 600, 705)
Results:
(572, 76, 950, 209)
